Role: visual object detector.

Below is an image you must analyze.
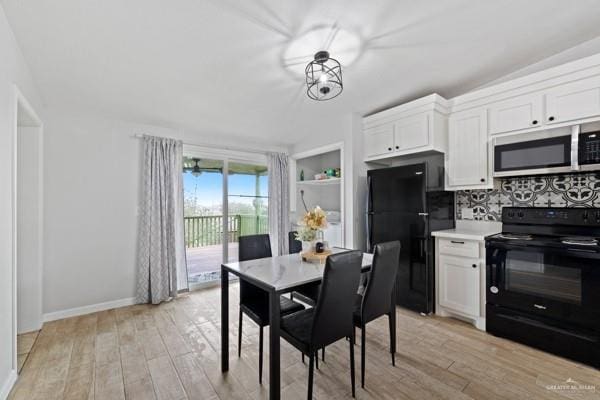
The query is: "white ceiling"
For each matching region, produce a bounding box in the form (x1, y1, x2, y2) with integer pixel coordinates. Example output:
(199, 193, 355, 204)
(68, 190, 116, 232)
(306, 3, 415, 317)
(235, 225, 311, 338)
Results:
(4, 0, 600, 145)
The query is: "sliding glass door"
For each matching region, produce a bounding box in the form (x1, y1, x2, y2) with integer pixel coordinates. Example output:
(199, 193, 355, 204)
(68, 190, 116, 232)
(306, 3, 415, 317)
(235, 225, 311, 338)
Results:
(182, 152, 268, 289)
(227, 162, 269, 263)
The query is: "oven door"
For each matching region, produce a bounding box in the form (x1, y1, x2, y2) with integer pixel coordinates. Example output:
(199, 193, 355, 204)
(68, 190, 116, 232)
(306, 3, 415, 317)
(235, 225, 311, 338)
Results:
(486, 242, 600, 330)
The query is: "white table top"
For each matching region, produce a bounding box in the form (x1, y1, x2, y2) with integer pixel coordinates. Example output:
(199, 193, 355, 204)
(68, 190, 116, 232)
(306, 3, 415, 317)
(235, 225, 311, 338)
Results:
(222, 248, 373, 292)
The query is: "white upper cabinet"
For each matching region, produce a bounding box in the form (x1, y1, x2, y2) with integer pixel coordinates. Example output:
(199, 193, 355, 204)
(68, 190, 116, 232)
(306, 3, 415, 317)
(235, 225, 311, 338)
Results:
(393, 112, 430, 151)
(545, 75, 600, 125)
(364, 124, 394, 158)
(446, 108, 489, 189)
(363, 94, 448, 162)
(488, 93, 543, 135)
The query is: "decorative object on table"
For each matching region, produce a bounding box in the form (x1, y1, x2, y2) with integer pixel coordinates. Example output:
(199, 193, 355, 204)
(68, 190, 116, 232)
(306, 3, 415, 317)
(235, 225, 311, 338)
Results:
(315, 241, 325, 253)
(305, 50, 343, 101)
(300, 169, 304, 181)
(294, 206, 328, 261)
(301, 249, 332, 264)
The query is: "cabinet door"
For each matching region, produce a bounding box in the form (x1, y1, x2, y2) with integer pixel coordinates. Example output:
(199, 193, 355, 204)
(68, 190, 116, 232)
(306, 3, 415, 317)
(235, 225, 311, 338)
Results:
(488, 94, 543, 134)
(393, 113, 429, 151)
(439, 255, 480, 316)
(364, 124, 394, 158)
(545, 75, 600, 125)
(447, 109, 488, 187)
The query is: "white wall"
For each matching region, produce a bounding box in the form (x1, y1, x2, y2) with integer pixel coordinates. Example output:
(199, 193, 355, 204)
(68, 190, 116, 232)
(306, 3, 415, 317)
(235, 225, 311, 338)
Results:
(42, 110, 288, 317)
(0, 4, 43, 398)
(17, 126, 43, 334)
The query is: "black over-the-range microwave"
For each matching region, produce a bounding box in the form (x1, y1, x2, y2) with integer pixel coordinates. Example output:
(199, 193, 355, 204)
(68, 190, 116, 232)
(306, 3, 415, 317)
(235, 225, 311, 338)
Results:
(493, 125, 600, 177)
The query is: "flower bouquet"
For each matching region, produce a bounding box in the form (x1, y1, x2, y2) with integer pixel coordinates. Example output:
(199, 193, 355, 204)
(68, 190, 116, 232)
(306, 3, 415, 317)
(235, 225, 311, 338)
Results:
(295, 206, 328, 252)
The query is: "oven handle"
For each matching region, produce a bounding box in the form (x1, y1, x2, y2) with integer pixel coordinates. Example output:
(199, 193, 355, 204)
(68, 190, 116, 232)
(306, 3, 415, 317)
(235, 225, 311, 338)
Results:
(487, 241, 600, 260)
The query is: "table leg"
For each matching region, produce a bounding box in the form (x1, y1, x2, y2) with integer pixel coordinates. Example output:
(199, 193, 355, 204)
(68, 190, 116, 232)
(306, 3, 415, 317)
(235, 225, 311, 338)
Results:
(390, 283, 396, 358)
(221, 267, 229, 372)
(269, 290, 281, 400)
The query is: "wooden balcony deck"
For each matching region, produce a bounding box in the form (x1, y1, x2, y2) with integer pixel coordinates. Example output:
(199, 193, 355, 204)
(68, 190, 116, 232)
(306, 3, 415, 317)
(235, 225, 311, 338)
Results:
(186, 243, 239, 283)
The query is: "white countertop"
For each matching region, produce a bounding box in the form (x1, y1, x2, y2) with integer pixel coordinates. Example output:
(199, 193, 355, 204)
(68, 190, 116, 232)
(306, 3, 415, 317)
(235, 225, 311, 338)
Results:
(222, 248, 373, 292)
(432, 220, 502, 241)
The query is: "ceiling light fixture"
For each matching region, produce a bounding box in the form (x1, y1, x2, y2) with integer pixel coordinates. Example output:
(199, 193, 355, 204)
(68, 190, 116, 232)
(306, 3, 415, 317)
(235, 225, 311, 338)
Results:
(305, 51, 343, 101)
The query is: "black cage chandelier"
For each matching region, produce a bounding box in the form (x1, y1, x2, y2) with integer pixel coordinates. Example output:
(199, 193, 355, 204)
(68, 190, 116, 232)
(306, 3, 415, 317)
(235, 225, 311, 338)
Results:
(305, 51, 343, 101)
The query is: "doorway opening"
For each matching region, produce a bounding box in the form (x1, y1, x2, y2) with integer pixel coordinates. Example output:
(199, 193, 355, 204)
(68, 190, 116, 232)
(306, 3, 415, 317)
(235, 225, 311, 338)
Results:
(182, 149, 269, 290)
(12, 87, 43, 375)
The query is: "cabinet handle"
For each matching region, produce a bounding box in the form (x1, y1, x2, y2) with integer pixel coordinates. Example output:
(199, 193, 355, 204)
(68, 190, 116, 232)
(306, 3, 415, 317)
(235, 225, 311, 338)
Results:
(388, 147, 392, 151)
(450, 240, 464, 244)
(480, 178, 485, 182)
(548, 116, 555, 121)
(532, 120, 538, 125)
(395, 145, 399, 149)
(472, 264, 477, 269)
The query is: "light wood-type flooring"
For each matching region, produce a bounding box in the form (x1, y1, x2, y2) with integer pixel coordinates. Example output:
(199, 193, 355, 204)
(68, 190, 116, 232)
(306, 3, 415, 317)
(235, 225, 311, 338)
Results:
(9, 284, 600, 399)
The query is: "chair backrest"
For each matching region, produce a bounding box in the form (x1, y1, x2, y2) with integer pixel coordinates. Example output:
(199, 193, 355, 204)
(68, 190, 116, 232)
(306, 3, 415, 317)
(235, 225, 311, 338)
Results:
(311, 250, 363, 349)
(289, 231, 302, 254)
(238, 234, 272, 305)
(361, 241, 401, 323)
(239, 234, 272, 262)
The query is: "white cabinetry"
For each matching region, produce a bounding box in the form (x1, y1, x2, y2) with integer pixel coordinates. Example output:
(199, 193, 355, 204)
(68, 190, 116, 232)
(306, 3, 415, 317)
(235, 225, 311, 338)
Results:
(363, 94, 448, 162)
(434, 236, 487, 331)
(446, 108, 490, 190)
(488, 93, 543, 134)
(393, 113, 429, 151)
(545, 75, 600, 125)
(364, 125, 394, 158)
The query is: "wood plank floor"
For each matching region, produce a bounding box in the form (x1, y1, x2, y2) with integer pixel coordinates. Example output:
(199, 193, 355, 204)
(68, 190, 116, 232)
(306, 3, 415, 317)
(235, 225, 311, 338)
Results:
(9, 284, 600, 400)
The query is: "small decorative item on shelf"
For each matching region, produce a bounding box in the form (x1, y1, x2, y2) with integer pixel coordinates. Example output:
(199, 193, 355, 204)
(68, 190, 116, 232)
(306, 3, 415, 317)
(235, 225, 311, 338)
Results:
(294, 206, 329, 262)
(334, 168, 341, 178)
(325, 168, 335, 178)
(300, 169, 304, 181)
(314, 173, 327, 180)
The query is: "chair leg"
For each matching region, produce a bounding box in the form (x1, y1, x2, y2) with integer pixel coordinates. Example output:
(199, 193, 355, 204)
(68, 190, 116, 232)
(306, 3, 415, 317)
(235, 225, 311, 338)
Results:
(349, 335, 356, 398)
(389, 313, 396, 366)
(259, 326, 264, 384)
(308, 353, 315, 400)
(302, 353, 305, 363)
(316, 351, 319, 370)
(361, 324, 366, 389)
(322, 347, 325, 362)
(237, 309, 243, 357)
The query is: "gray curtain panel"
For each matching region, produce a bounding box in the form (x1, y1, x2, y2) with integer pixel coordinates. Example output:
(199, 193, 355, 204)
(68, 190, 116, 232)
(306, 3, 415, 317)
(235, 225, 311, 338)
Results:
(268, 152, 290, 256)
(136, 135, 187, 304)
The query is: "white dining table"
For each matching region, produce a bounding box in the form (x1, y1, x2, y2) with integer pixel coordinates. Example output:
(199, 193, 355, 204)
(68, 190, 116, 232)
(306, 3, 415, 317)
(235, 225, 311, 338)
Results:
(220, 248, 375, 400)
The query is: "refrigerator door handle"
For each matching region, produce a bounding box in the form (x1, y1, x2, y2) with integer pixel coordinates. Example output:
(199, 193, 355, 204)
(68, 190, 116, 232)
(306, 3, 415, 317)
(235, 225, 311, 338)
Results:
(418, 212, 429, 216)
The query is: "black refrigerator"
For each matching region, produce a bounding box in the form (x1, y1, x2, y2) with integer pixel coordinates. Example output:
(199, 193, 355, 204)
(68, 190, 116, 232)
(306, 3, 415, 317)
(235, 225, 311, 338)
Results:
(366, 159, 454, 314)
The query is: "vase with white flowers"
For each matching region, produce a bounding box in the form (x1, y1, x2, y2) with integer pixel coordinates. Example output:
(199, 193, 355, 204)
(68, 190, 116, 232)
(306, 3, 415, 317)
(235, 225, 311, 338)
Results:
(295, 206, 328, 253)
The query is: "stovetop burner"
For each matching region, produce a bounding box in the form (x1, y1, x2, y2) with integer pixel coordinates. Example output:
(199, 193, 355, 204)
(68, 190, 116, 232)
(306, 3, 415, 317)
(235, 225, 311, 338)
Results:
(497, 233, 533, 240)
(560, 237, 599, 246)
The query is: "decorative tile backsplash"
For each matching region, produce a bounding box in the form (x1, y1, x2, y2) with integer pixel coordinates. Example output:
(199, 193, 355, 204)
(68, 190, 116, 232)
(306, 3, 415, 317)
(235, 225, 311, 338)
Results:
(456, 173, 600, 221)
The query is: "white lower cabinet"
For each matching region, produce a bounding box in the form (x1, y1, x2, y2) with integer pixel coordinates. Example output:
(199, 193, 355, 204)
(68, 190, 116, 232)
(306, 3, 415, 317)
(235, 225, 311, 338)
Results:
(435, 237, 486, 330)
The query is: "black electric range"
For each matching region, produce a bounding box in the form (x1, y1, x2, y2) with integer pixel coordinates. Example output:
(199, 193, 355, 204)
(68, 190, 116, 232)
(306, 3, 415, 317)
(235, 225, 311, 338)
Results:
(485, 207, 600, 368)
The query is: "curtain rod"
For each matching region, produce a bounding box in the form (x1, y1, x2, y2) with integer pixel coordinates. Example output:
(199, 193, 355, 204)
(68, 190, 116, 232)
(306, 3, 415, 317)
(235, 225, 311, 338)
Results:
(132, 133, 281, 155)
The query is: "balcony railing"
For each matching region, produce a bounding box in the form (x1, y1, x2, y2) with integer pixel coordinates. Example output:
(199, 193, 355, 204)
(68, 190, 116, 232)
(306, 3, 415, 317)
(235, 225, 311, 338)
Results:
(184, 215, 268, 248)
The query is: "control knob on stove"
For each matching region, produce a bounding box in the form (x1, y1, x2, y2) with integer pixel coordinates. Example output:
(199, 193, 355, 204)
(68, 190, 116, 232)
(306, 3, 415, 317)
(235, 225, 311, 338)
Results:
(583, 210, 589, 221)
(517, 211, 524, 218)
(596, 210, 600, 222)
(507, 210, 515, 218)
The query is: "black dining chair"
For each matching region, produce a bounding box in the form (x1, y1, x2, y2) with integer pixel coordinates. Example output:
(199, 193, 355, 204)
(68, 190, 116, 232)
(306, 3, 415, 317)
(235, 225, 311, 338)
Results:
(237, 234, 305, 384)
(280, 250, 363, 399)
(353, 241, 401, 388)
(289, 231, 320, 306)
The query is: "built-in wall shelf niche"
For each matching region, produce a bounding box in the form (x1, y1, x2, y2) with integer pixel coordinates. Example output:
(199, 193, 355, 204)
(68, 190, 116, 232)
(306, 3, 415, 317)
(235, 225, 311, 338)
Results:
(296, 177, 341, 186)
(290, 144, 344, 248)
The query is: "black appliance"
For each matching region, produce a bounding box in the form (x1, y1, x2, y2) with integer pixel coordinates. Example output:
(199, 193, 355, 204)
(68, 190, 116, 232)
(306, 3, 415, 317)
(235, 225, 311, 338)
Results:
(366, 159, 454, 314)
(486, 207, 600, 368)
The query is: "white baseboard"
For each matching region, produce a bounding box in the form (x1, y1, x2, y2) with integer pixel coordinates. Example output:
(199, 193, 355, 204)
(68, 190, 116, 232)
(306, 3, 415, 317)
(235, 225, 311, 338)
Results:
(43, 297, 137, 322)
(0, 369, 17, 400)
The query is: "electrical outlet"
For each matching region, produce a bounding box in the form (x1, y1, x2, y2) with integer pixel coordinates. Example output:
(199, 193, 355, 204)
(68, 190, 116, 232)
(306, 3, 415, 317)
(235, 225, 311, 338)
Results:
(461, 207, 474, 220)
